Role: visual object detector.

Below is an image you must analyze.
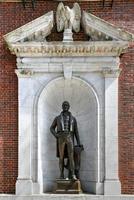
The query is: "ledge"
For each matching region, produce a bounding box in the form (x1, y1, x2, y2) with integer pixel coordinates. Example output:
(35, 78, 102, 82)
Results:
(0, 194, 134, 200)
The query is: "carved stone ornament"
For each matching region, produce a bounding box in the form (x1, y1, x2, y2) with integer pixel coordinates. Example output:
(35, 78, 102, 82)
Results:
(102, 68, 122, 78)
(15, 69, 34, 77)
(3, 4, 134, 57)
(8, 41, 129, 57)
(56, 2, 81, 33)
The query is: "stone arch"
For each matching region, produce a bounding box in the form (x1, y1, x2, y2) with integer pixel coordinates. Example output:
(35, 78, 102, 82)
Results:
(35, 76, 100, 193)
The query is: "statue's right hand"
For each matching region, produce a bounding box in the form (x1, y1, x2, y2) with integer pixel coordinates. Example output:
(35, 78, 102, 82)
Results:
(56, 132, 62, 138)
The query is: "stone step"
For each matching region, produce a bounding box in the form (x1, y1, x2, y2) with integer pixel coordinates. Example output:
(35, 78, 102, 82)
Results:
(0, 194, 134, 200)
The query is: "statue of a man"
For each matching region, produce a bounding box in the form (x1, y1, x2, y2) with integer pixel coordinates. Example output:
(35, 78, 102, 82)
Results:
(50, 101, 81, 180)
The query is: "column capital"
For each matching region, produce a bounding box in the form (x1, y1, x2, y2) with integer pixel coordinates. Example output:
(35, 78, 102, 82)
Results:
(15, 69, 34, 78)
(102, 68, 121, 78)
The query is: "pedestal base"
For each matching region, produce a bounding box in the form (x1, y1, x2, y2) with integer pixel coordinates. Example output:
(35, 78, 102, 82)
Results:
(16, 179, 33, 195)
(63, 29, 73, 42)
(104, 180, 121, 195)
(54, 179, 82, 194)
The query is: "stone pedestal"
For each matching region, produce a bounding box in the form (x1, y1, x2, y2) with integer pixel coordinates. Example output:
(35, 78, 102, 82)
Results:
(63, 29, 73, 42)
(54, 179, 82, 194)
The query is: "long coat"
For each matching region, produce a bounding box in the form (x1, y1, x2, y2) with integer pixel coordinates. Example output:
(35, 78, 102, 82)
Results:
(50, 111, 80, 158)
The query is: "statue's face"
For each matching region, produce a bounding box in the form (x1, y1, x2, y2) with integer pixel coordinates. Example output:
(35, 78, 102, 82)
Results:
(62, 102, 70, 112)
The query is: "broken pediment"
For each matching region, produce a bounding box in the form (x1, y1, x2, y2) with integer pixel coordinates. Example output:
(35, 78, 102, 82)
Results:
(4, 3, 134, 57)
(4, 11, 54, 44)
(82, 11, 134, 41)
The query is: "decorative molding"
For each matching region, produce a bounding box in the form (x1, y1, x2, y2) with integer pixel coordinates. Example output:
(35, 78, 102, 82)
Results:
(15, 69, 34, 77)
(8, 41, 129, 57)
(102, 68, 121, 78)
(16, 56, 120, 77)
(16, 57, 120, 74)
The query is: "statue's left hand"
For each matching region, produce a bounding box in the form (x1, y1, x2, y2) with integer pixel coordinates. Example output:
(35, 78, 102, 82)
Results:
(77, 144, 84, 150)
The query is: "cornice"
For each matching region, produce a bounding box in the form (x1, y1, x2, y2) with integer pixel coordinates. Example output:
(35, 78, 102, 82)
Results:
(8, 41, 129, 57)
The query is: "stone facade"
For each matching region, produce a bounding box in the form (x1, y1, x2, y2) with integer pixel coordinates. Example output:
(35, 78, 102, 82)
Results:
(0, 0, 134, 195)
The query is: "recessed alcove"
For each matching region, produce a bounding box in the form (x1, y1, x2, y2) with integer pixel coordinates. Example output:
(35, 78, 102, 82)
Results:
(37, 77, 99, 193)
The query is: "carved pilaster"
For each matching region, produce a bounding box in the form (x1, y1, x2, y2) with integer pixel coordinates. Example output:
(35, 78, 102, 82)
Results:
(103, 67, 121, 195)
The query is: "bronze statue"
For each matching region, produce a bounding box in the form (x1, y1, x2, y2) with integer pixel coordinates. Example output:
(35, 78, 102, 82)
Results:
(50, 101, 83, 181)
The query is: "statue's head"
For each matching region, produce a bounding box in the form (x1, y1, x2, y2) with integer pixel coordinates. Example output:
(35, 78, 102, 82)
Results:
(62, 101, 70, 112)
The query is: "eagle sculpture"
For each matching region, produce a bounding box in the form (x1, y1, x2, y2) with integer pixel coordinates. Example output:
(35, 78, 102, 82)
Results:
(56, 2, 81, 33)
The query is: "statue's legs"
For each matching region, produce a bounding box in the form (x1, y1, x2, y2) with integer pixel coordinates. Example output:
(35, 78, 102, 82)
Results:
(66, 136, 77, 180)
(58, 137, 66, 179)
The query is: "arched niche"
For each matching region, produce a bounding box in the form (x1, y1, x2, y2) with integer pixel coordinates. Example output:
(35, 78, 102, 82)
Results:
(37, 77, 100, 193)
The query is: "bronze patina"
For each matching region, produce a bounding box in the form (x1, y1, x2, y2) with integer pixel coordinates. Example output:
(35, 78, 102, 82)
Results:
(50, 101, 83, 181)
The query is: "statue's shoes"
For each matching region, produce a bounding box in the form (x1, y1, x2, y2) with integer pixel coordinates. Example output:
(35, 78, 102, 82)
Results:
(59, 175, 64, 179)
(72, 174, 77, 181)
